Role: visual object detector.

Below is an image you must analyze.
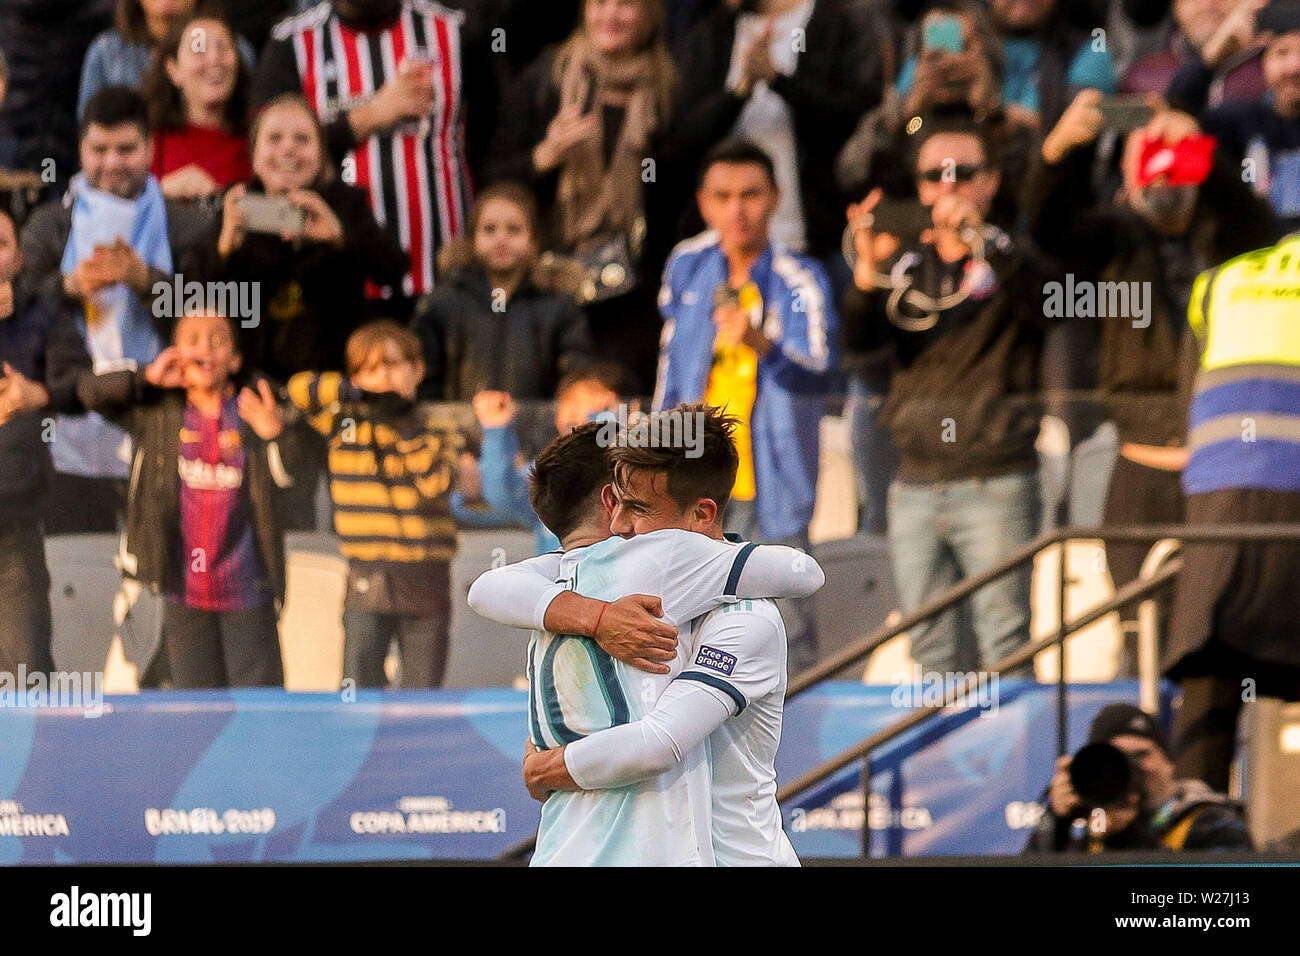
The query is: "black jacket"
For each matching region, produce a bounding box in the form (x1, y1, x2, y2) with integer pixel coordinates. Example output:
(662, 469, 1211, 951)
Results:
(1024, 149, 1277, 447)
(214, 177, 409, 381)
(664, 0, 884, 256)
(413, 262, 593, 401)
(1023, 779, 1254, 853)
(840, 230, 1059, 483)
(76, 368, 293, 610)
(0, 294, 91, 520)
(17, 193, 216, 329)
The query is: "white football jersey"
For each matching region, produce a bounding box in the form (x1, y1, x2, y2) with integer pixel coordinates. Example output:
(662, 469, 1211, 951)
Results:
(680, 598, 800, 866)
(528, 530, 762, 866)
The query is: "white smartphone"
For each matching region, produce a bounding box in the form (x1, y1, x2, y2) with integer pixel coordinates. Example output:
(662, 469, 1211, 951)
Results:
(238, 192, 306, 237)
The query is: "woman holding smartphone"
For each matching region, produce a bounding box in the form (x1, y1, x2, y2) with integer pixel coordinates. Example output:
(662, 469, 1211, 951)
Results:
(214, 94, 407, 382)
(212, 94, 407, 527)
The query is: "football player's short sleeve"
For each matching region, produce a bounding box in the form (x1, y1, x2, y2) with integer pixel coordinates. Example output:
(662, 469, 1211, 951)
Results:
(676, 606, 784, 716)
(619, 531, 751, 626)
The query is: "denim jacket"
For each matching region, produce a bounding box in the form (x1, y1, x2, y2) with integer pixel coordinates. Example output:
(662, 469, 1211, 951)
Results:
(654, 230, 836, 540)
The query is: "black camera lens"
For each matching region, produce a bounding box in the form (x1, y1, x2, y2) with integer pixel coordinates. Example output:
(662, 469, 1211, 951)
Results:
(1069, 742, 1138, 808)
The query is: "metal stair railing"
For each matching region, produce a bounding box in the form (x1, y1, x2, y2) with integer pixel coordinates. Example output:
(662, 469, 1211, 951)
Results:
(777, 523, 1300, 859)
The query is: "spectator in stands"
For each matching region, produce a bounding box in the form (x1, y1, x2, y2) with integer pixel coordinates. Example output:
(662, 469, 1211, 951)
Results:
(0, 210, 92, 677)
(656, 138, 835, 674)
(1025, 703, 1253, 851)
(1028, 93, 1275, 661)
(668, 0, 883, 273)
(840, 113, 1053, 676)
(460, 367, 623, 554)
(18, 87, 213, 534)
(75, 310, 292, 688)
(215, 94, 406, 384)
(79, 0, 256, 119)
(1124, 0, 1266, 105)
(893, 0, 1115, 129)
(215, 93, 406, 529)
(0, 0, 112, 190)
(143, 14, 253, 202)
(0, 50, 43, 228)
(919, 0, 1115, 532)
(253, 0, 496, 309)
(288, 322, 463, 688)
(896, 0, 1124, 30)
(836, 2, 1036, 534)
(1172, 0, 1300, 236)
(838, 2, 1038, 226)
(413, 182, 594, 403)
(486, 0, 678, 396)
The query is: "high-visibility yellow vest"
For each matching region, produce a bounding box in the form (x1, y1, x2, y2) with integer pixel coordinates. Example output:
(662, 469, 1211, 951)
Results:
(1183, 234, 1300, 495)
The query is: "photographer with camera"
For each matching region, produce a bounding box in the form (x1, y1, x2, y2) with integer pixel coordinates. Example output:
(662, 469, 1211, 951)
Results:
(840, 109, 1055, 676)
(1024, 703, 1252, 852)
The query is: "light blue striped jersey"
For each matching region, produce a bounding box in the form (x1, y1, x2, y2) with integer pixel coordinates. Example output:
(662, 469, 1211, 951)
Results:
(529, 530, 759, 866)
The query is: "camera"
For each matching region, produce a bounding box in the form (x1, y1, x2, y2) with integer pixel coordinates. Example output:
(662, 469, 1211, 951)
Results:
(1069, 742, 1143, 808)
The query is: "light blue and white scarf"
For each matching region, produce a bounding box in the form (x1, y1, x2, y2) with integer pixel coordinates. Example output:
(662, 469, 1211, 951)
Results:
(55, 173, 171, 478)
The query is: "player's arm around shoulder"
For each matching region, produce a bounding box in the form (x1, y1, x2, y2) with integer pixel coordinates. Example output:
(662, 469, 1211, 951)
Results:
(466, 550, 678, 671)
(524, 678, 735, 797)
(466, 551, 566, 629)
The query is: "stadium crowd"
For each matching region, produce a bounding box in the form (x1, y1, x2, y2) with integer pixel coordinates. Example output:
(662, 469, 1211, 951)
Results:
(0, 0, 1298, 844)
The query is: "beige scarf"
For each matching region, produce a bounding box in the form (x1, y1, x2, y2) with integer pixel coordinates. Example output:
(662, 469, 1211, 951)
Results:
(554, 38, 659, 252)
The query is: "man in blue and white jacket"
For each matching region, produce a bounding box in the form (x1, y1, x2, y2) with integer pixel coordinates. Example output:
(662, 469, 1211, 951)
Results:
(654, 138, 836, 675)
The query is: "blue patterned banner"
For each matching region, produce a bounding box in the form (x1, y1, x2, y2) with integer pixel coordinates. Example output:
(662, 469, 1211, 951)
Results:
(0, 682, 1169, 862)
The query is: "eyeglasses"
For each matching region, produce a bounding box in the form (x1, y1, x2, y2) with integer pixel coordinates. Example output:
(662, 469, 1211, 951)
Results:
(916, 163, 984, 184)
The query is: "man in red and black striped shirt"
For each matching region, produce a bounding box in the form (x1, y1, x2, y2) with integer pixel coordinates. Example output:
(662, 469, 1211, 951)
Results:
(253, 0, 496, 301)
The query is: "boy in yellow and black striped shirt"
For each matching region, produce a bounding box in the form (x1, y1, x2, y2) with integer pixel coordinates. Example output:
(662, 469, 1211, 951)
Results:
(288, 321, 461, 688)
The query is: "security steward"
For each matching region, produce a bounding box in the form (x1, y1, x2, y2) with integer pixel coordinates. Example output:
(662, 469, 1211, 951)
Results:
(1165, 232, 1300, 794)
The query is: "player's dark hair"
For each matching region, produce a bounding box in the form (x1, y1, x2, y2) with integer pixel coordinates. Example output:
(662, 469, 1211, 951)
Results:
(698, 138, 777, 190)
(529, 422, 612, 540)
(80, 86, 151, 141)
(609, 404, 739, 517)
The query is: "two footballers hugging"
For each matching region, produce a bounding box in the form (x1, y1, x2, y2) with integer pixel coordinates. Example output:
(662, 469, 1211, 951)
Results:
(469, 403, 825, 867)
